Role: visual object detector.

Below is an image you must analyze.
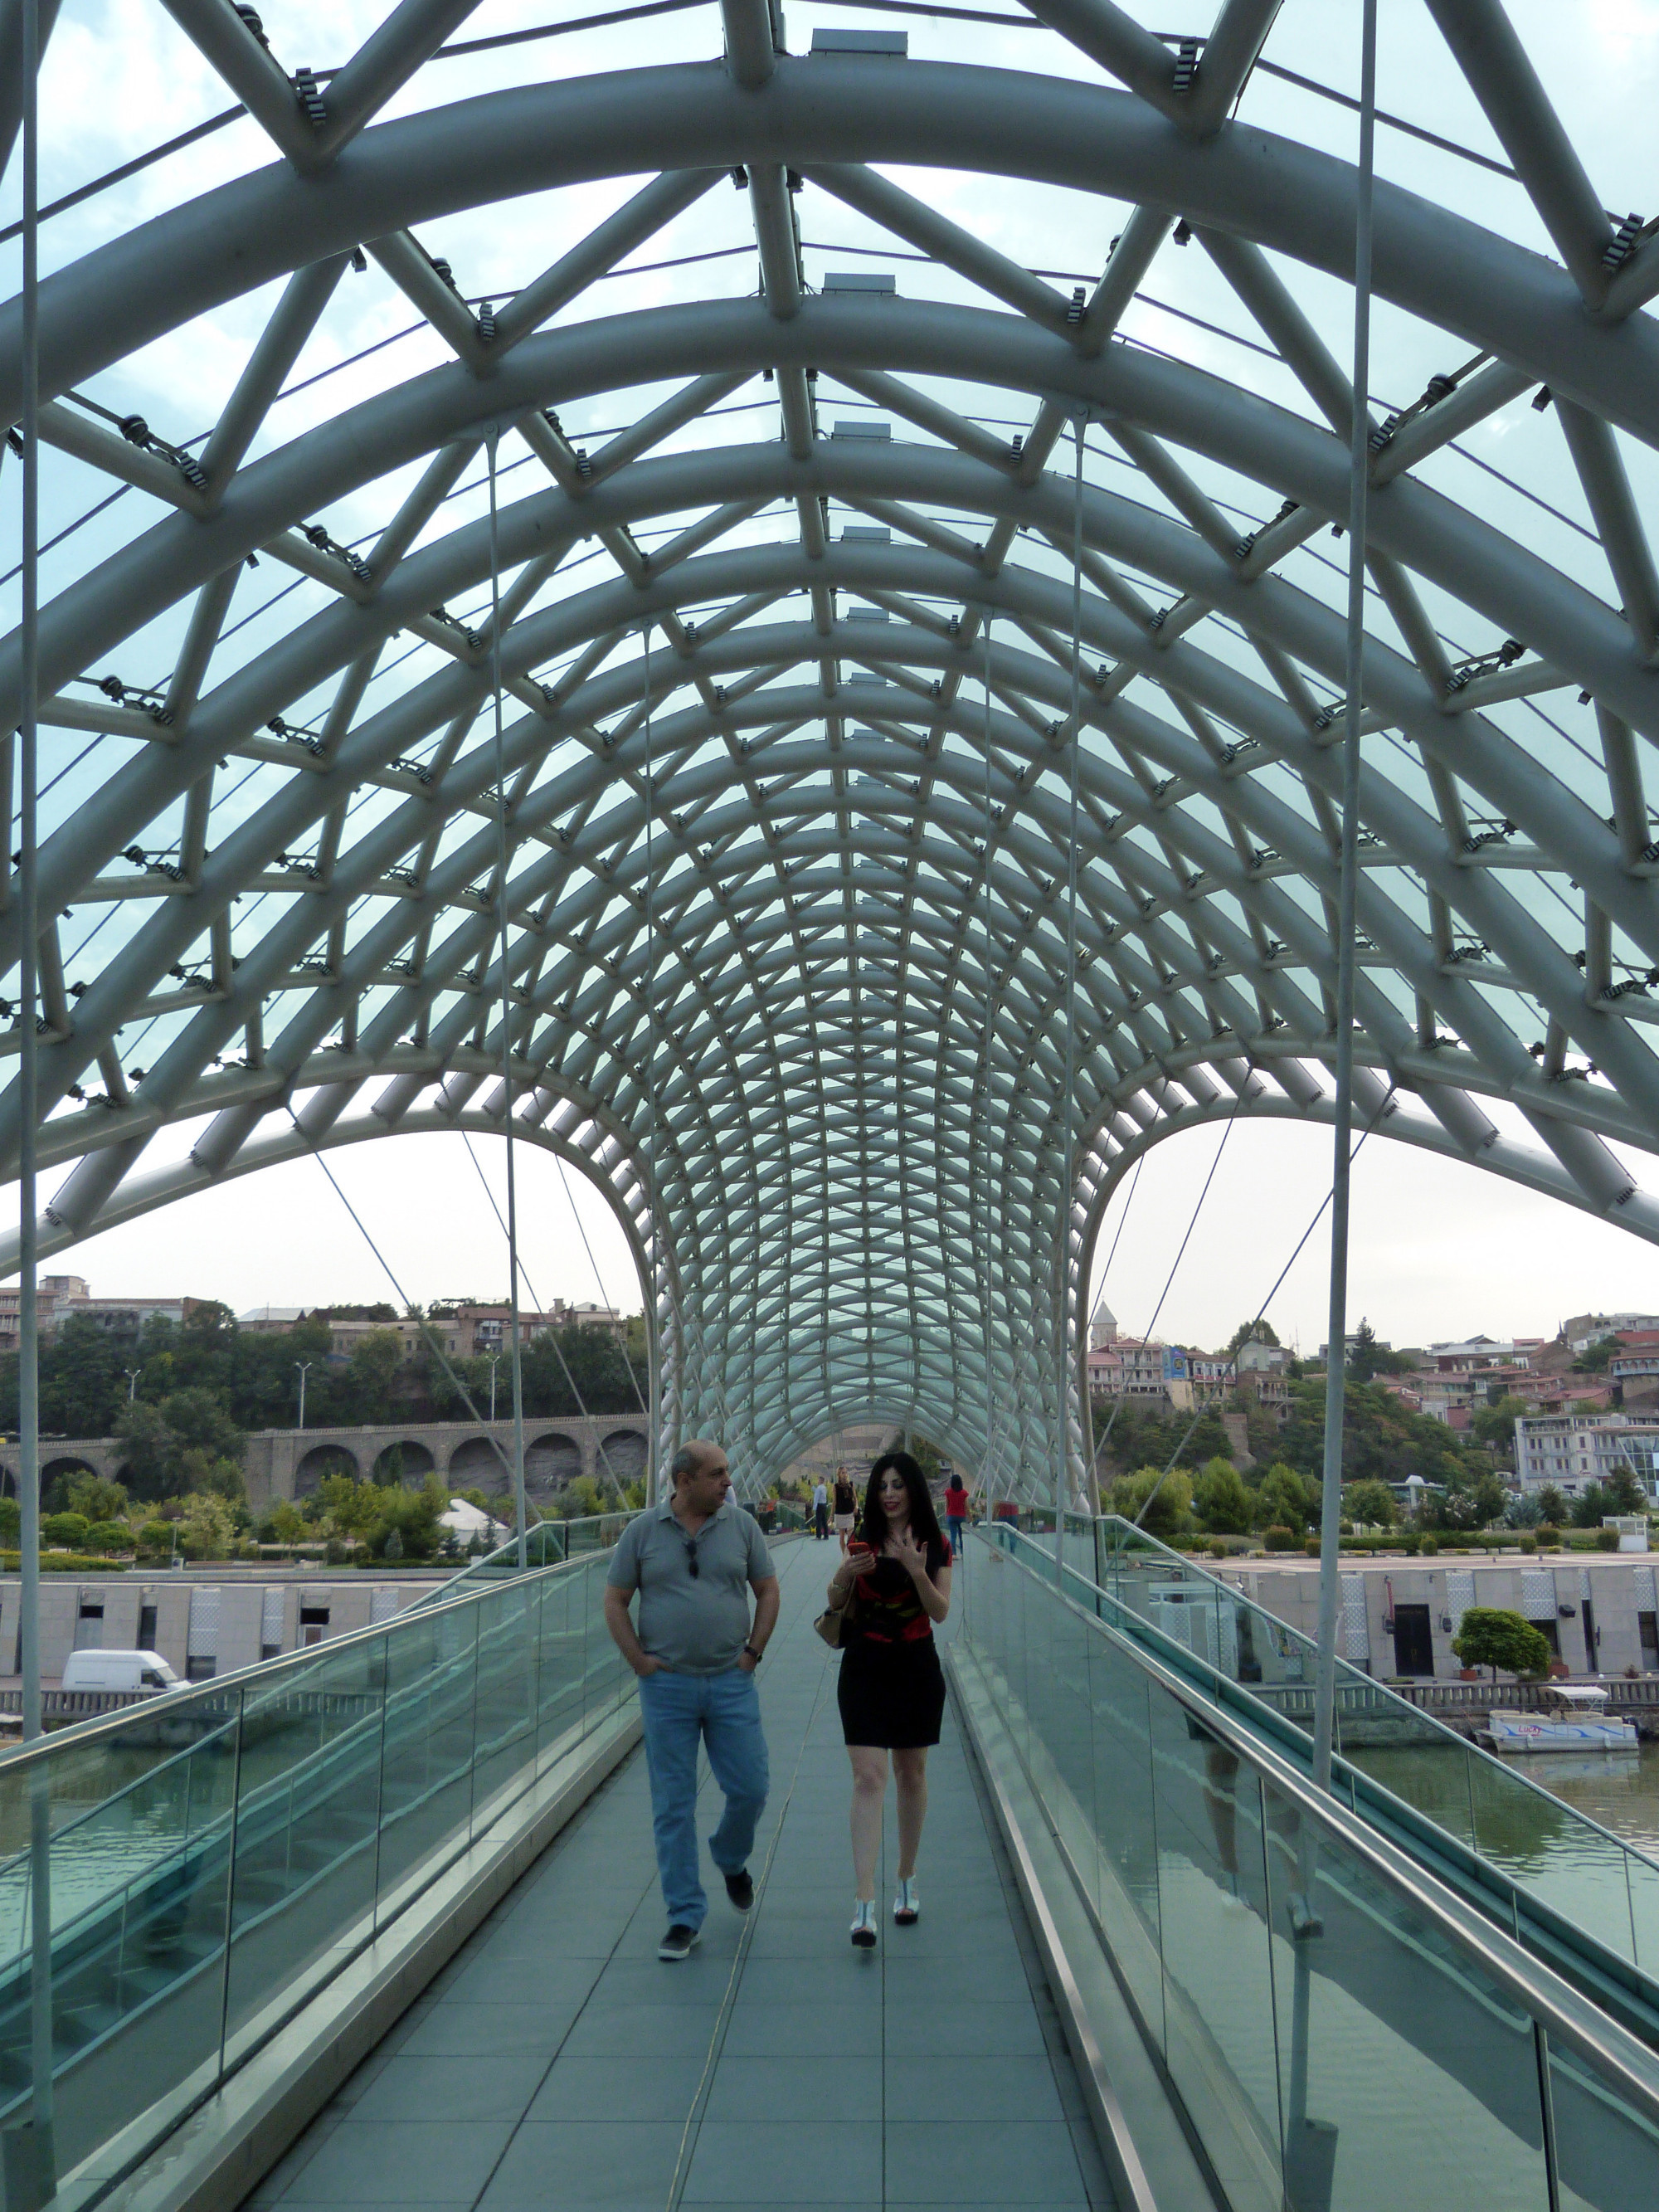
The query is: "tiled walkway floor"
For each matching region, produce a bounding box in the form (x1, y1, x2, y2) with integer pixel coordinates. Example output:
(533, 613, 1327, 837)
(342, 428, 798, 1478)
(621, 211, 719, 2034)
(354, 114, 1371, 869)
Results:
(245, 1541, 1117, 2211)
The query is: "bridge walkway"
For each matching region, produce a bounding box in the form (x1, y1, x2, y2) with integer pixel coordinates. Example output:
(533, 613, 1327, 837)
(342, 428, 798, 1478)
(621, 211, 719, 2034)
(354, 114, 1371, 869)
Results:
(240, 1539, 1116, 2212)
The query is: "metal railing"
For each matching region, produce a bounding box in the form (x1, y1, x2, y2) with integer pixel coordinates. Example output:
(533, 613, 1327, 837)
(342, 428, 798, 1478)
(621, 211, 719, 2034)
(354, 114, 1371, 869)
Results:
(413, 1508, 640, 1604)
(959, 1524, 1659, 2212)
(0, 1523, 635, 2211)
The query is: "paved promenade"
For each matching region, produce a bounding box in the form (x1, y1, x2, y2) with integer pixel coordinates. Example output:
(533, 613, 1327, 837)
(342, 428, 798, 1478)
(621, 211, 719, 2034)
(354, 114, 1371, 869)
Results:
(241, 1539, 1116, 2211)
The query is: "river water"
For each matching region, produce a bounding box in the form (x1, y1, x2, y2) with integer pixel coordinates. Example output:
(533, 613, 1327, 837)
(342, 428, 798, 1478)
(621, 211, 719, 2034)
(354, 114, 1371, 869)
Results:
(1519, 1737, 1659, 1858)
(1346, 1736, 1659, 1970)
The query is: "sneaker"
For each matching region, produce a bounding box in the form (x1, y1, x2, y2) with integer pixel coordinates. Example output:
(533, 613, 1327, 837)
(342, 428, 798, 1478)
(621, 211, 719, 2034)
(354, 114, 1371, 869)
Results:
(893, 1878, 919, 1926)
(658, 1923, 701, 1961)
(724, 1869, 754, 1912)
(850, 1899, 878, 1949)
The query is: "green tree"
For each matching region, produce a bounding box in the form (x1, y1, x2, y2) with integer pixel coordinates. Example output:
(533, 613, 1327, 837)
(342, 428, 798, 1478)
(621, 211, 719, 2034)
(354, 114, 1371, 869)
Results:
(1570, 1480, 1610, 1529)
(1254, 1463, 1314, 1535)
(1572, 1334, 1623, 1373)
(1348, 1319, 1382, 1382)
(1107, 1467, 1193, 1542)
(310, 1472, 382, 1540)
(336, 1329, 408, 1424)
(1537, 1484, 1569, 1527)
(175, 1448, 246, 1501)
(1343, 1478, 1397, 1528)
(61, 1471, 129, 1522)
(266, 1500, 308, 1545)
(1192, 1457, 1252, 1534)
(1604, 1465, 1647, 1515)
(177, 1491, 237, 1559)
(136, 1519, 175, 1560)
(1471, 1396, 1530, 1454)
(34, 1314, 130, 1435)
(1452, 1607, 1552, 1682)
(367, 1473, 447, 1558)
(114, 1389, 244, 1501)
(1224, 1318, 1279, 1357)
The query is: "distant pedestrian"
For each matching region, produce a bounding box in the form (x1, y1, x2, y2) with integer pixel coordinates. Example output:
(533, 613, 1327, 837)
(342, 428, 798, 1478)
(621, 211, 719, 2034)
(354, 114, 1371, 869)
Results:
(834, 1469, 858, 1551)
(822, 1451, 951, 1947)
(943, 1474, 970, 1557)
(813, 1478, 830, 1541)
(603, 1441, 780, 1961)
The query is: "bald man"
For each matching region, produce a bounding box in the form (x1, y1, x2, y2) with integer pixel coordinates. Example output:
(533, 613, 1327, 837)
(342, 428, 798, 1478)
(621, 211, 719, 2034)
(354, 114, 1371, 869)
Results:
(604, 1440, 781, 1959)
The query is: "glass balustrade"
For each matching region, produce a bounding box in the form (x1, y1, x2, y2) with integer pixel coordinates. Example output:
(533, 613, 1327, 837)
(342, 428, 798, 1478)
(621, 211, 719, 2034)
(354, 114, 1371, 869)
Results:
(0, 1536, 631, 2206)
(1008, 1515, 1659, 1991)
(958, 1526, 1659, 2212)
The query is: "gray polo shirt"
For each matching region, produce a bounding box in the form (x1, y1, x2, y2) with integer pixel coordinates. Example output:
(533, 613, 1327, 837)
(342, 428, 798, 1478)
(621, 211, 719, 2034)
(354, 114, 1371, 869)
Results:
(607, 1498, 774, 1675)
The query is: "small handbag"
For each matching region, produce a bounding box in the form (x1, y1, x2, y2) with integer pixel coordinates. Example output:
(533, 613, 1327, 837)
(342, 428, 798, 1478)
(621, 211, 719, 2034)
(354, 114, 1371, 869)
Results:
(814, 1579, 859, 1649)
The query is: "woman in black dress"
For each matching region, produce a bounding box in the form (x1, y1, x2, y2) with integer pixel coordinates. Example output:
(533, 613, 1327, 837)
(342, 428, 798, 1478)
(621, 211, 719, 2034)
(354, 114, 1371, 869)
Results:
(825, 1451, 952, 1947)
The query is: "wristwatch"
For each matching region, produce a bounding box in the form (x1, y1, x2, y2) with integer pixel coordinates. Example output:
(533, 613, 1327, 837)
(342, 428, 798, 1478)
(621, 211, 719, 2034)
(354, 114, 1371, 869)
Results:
(743, 1642, 763, 1664)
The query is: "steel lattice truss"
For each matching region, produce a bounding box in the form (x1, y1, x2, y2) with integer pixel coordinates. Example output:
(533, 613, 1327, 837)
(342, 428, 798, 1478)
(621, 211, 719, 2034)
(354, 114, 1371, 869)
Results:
(2, 0, 1658, 1498)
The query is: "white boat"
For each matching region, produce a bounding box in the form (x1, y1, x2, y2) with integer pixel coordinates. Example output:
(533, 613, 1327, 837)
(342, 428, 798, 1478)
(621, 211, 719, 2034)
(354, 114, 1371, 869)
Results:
(1486, 1685, 1639, 1753)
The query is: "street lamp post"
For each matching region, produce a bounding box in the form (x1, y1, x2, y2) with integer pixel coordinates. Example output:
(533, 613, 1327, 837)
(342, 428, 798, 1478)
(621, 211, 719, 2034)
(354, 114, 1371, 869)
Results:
(123, 1367, 141, 1403)
(488, 1356, 500, 1423)
(294, 1361, 312, 1430)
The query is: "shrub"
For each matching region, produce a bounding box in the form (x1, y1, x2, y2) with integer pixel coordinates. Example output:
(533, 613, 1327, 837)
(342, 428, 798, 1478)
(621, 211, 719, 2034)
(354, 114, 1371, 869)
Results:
(0, 1552, 127, 1573)
(1535, 1523, 1560, 1547)
(1596, 1527, 1622, 1551)
(82, 1519, 130, 1554)
(0, 1498, 17, 1545)
(1262, 1525, 1297, 1552)
(1208, 1538, 1228, 1560)
(1518, 1533, 1538, 1555)
(1452, 1606, 1552, 1681)
(136, 1519, 175, 1559)
(41, 1513, 89, 1549)
(1304, 1537, 1321, 1557)
(1419, 1533, 1438, 1556)
(1398, 1531, 1421, 1555)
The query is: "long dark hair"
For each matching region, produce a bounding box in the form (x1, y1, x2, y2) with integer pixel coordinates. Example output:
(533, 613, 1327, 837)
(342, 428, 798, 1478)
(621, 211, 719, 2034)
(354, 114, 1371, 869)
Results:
(861, 1451, 946, 1557)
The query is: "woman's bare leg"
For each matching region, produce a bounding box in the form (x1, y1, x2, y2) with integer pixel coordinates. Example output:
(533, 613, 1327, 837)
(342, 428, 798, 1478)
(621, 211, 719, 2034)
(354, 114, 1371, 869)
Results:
(848, 1747, 888, 1901)
(893, 1747, 929, 1879)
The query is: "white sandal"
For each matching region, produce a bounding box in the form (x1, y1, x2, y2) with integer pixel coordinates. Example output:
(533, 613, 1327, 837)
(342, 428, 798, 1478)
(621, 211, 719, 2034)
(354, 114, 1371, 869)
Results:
(850, 1899, 878, 1948)
(893, 1878, 920, 1925)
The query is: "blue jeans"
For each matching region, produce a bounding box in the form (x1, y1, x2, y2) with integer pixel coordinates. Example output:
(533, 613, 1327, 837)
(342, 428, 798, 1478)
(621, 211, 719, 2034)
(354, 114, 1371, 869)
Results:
(948, 1516, 965, 1557)
(638, 1667, 770, 1929)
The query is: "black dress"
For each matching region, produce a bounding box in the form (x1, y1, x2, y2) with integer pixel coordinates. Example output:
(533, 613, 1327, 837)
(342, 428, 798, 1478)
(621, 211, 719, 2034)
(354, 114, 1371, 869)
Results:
(837, 1541, 949, 1749)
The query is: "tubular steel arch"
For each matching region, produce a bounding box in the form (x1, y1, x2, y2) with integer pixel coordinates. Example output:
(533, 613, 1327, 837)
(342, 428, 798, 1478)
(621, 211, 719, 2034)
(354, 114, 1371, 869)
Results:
(5, 0, 1659, 1503)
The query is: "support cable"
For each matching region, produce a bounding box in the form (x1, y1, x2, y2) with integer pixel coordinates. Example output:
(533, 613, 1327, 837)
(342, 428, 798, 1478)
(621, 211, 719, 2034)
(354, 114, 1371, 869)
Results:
(1312, 0, 1377, 1800)
(1095, 1114, 1237, 1455)
(456, 1129, 634, 1503)
(485, 427, 528, 1569)
(17, 1, 56, 2197)
(547, 1148, 651, 1419)
(1130, 1084, 1396, 1528)
(284, 1108, 528, 1498)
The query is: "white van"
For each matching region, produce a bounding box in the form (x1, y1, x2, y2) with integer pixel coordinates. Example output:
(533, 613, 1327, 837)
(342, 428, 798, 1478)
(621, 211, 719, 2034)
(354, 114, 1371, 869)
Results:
(60, 1650, 181, 1695)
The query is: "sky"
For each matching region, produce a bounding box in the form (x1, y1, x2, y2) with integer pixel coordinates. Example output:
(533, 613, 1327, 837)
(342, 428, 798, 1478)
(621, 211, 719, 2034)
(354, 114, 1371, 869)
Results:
(3, 0, 1658, 1353)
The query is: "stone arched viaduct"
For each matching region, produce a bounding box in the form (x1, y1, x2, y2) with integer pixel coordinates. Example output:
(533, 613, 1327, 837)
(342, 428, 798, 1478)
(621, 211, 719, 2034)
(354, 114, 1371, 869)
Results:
(12, 1418, 647, 1513)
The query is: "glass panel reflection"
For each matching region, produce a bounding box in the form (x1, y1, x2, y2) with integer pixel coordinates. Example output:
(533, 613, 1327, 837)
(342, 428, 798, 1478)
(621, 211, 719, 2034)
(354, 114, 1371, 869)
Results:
(1259, 1776, 1550, 2212)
